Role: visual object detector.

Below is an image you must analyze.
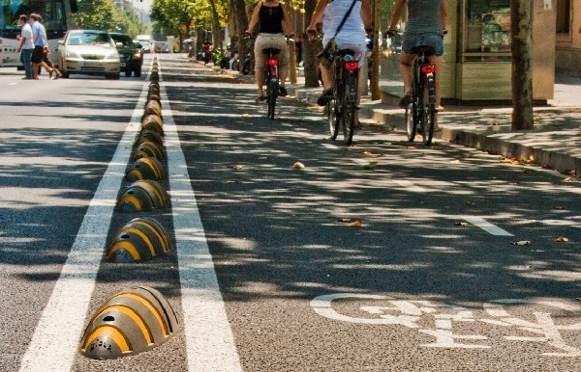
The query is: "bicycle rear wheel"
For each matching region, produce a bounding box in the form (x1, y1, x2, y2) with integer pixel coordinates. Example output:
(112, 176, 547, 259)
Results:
(342, 103, 355, 146)
(421, 77, 436, 145)
(341, 74, 357, 146)
(327, 96, 340, 140)
(405, 101, 416, 142)
(266, 78, 278, 119)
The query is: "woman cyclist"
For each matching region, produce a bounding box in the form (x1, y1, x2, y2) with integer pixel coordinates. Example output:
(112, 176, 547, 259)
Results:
(388, 0, 448, 110)
(246, 0, 292, 102)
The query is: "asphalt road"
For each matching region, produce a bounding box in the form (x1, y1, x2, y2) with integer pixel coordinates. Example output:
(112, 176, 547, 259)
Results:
(0, 54, 579, 372)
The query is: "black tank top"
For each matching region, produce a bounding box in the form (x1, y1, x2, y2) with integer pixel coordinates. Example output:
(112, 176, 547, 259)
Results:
(259, 4, 284, 34)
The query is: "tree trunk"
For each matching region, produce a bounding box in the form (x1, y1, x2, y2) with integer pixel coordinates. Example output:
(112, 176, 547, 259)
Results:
(230, 0, 249, 71)
(511, 0, 534, 130)
(370, 0, 381, 99)
(208, 0, 223, 48)
(303, 0, 321, 88)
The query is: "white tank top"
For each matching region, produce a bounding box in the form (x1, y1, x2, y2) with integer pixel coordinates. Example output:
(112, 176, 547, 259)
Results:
(322, 0, 364, 39)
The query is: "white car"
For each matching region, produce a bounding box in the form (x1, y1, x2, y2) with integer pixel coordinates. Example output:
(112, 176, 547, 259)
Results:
(58, 30, 121, 79)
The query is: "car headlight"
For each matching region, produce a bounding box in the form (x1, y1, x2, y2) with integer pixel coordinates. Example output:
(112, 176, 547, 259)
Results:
(133, 52, 141, 59)
(66, 50, 81, 58)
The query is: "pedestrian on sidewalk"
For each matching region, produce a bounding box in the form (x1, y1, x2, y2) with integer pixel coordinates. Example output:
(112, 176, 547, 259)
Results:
(16, 14, 34, 79)
(30, 13, 57, 80)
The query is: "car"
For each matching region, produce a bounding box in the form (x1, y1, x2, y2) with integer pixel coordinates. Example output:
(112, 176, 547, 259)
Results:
(58, 30, 120, 79)
(138, 40, 152, 53)
(110, 33, 143, 77)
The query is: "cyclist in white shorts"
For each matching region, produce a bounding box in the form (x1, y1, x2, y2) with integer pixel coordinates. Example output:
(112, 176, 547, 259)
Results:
(307, 0, 372, 107)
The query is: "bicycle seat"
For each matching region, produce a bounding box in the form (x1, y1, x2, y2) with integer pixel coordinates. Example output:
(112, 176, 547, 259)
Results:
(411, 45, 436, 56)
(262, 48, 280, 55)
(337, 48, 356, 57)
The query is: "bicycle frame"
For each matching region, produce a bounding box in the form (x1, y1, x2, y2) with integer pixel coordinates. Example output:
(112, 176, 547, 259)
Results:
(408, 49, 437, 145)
(328, 50, 359, 145)
(264, 51, 280, 120)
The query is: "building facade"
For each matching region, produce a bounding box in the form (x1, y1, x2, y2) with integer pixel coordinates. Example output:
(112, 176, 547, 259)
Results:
(556, 0, 581, 76)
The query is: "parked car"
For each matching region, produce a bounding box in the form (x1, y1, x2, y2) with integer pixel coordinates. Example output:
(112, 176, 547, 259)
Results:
(58, 30, 120, 79)
(139, 40, 152, 53)
(110, 32, 143, 77)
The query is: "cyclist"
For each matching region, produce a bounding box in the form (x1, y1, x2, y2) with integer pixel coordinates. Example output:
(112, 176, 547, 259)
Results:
(387, 0, 448, 110)
(246, 0, 292, 102)
(306, 0, 372, 107)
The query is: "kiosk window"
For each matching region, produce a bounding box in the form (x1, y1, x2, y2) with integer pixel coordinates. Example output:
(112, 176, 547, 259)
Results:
(464, 0, 511, 60)
(556, 0, 571, 34)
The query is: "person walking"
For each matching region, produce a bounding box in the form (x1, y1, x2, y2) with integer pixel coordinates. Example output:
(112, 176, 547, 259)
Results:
(16, 14, 33, 79)
(38, 15, 62, 79)
(30, 13, 56, 79)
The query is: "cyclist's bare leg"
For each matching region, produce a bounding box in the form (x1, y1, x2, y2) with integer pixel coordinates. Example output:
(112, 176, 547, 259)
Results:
(255, 69, 265, 97)
(399, 52, 415, 97)
(428, 55, 444, 110)
(319, 63, 333, 91)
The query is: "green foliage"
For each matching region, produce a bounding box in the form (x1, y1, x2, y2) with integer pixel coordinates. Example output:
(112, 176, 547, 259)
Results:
(72, 0, 146, 37)
(151, 0, 228, 37)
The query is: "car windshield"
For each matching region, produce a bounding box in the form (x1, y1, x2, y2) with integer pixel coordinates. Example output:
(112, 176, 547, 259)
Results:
(111, 34, 133, 47)
(67, 32, 112, 47)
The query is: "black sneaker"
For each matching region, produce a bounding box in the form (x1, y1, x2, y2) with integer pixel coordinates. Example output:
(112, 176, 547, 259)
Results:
(317, 89, 333, 106)
(279, 86, 288, 97)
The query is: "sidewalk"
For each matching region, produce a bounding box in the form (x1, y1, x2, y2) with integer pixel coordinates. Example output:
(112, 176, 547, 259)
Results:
(287, 78, 581, 177)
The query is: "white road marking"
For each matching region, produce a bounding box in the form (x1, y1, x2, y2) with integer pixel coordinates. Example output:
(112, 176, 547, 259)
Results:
(18, 70, 150, 371)
(159, 68, 243, 372)
(462, 216, 513, 236)
(8, 82, 17, 86)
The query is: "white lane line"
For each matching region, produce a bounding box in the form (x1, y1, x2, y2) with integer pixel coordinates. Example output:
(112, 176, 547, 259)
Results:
(160, 68, 243, 371)
(462, 216, 514, 236)
(18, 73, 150, 372)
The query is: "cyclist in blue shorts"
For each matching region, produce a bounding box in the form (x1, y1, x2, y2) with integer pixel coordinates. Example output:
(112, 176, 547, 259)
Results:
(388, 0, 448, 110)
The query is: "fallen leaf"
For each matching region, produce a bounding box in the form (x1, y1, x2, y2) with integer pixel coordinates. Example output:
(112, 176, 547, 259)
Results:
(348, 220, 364, 228)
(512, 240, 532, 246)
(364, 161, 378, 170)
(292, 161, 305, 170)
(242, 113, 249, 117)
(449, 159, 461, 164)
(464, 201, 477, 207)
(362, 150, 382, 158)
(231, 164, 244, 171)
(454, 220, 469, 227)
(563, 177, 573, 183)
(554, 236, 569, 242)
(407, 146, 417, 150)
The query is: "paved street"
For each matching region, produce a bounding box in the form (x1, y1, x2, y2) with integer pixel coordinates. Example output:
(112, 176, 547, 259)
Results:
(0, 54, 580, 372)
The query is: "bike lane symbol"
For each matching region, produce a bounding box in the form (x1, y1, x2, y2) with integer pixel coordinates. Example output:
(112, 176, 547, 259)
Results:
(311, 293, 581, 356)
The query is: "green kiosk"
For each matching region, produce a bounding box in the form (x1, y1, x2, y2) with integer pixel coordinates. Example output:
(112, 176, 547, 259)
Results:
(381, 0, 556, 104)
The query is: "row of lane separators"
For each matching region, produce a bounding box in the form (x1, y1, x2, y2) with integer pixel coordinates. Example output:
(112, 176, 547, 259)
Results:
(18, 60, 154, 372)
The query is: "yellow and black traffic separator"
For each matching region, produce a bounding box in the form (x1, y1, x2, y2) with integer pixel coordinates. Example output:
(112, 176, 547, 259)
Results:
(137, 128, 164, 147)
(106, 217, 171, 262)
(80, 286, 179, 360)
(141, 114, 164, 136)
(144, 100, 162, 118)
(126, 157, 165, 182)
(133, 139, 165, 161)
(116, 180, 169, 212)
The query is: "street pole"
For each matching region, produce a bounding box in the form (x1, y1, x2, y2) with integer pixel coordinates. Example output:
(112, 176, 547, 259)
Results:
(370, 0, 381, 100)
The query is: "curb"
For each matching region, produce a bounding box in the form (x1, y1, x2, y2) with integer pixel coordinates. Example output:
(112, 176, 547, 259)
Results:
(287, 85, 580, 177)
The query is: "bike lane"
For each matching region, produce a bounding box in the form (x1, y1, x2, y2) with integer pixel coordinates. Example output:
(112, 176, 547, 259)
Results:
(161, 55, 581, 371)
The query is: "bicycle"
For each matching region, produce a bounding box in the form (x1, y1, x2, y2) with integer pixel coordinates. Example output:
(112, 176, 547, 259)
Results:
(403, 45, 438, 146)
(326, 48, 360, 145)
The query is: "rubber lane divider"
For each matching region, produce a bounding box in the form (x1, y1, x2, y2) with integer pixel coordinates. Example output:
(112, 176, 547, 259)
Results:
(107, 217, 172, 262)
(142, 114, 164, 136)
(126, 157, 166, 182)
(134, 140, 165, 160)
(80, 286, 179, 360)
(116, 179, 169, 212)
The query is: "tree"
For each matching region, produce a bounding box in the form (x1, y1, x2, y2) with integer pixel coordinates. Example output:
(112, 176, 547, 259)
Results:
(73, 0, 146, 37)
(511, 0, 534, 130)
(303, 0, 320, 87)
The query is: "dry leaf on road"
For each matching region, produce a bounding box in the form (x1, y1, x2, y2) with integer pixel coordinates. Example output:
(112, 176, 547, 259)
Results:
(292, 161, 305, 170)
(563, 177, 573, 183)
(362, 150, 382, 158)
(464, 201, 476, 207)
(554, 236, 569, 242)
(449, 159, 461, 164)
(512, 240, 532, 246)
(231, 164, 244, 171)
(348, 220, 364, 228)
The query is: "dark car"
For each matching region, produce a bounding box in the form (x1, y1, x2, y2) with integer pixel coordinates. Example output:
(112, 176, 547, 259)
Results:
(110, 33, 143, 77)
